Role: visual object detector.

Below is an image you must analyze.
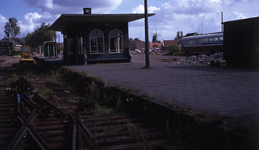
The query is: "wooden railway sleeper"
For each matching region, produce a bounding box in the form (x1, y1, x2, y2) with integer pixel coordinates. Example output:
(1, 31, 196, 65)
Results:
(69, 113, 97, 150)
(5, 109, 40, 150)
(16, 110, 52, 150)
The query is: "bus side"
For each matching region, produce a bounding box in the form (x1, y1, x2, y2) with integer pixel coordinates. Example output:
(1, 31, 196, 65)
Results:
(181, 35, 223, 57)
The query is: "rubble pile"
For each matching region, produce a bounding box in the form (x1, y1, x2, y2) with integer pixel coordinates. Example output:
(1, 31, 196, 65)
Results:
(176, 53, 226, 66)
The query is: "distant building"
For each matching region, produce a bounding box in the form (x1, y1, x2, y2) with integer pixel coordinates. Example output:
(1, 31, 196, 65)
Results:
(0, 37, 22, 56)
(177, 31, 184, 37)
(129, 41, 145, 51)
(149, 42, 163, 50)
(162, 40, 177, 51)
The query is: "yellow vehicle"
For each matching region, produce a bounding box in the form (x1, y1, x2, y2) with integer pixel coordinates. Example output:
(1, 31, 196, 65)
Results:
(20, 46, 34, 63)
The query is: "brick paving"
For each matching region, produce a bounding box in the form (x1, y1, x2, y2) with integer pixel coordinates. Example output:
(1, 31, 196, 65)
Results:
(43, 54, 259, 133)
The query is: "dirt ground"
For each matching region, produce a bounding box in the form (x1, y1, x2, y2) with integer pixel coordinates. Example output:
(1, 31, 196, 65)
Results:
(0, 56, 20, 67)
(0, 54, 184, 67)
(131, 53, 184, 63)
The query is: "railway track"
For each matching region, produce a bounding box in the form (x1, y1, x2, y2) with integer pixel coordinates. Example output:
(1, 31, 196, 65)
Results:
(0, 89, 19, 149)
(0, 77, 190, 150)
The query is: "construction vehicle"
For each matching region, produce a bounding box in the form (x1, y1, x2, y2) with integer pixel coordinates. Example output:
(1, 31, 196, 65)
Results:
(20, 46, 34, 63)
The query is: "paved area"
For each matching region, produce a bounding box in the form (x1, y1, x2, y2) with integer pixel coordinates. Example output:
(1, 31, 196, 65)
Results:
(42, 54, 259, 133)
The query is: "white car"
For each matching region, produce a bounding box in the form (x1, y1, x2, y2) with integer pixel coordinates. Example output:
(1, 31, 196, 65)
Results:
(134, 49, 141, 53)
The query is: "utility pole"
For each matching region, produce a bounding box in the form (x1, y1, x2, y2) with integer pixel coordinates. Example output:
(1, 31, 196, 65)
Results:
(6, 23, 11, 54)
(144, 0, 150, 68)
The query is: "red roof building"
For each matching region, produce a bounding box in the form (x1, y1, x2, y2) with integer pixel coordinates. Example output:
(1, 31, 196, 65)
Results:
(162, 40, 177, 51)
(149, 42, 163, 50)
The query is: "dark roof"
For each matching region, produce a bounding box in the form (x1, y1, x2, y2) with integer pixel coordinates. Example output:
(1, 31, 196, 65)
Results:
(185, 32, 200, 37)
(49, 13, 155, 31)
(223, 16, 259, 24)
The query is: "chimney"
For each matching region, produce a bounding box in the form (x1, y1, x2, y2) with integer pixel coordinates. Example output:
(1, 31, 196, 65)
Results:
(83, 8, 91, 14)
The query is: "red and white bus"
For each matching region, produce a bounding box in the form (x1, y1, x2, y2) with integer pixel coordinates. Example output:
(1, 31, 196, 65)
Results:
(180, 32, 223, 57)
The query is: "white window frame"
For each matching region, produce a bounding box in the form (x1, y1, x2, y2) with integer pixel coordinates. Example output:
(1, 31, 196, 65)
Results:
(109, 29, 123, 54)
(90, 29, 104, 54)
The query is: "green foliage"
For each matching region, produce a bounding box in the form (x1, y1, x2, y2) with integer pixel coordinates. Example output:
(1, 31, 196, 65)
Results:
(4, 17, 21, 39)
(14, 37, 25, 45)
(167, 44, 181, 55)
(129, 37, 133, 42)
(25, 23, 55, 49)
(133, 38, 141, 41)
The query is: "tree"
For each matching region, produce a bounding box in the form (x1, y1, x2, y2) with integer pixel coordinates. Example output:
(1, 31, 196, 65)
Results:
(4, 17, 20, 40)
(24, 23, 55, 50)
(168, 44, 181, 55)
(133, 38, 141, 41)
(4, 17, 21, 55)
(14, 37, 24, 45)
(129, 37, 133, 42)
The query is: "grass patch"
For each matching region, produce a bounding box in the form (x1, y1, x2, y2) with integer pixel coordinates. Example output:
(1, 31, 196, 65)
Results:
(94, 105, 115, 116)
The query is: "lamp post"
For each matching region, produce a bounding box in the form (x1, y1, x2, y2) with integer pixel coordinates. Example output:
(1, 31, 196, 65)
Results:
(144, 0, 150, 68)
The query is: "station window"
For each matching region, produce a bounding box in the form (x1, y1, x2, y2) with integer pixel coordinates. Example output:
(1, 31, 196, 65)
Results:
(90, 29, 104, 54)
(109, 29, 123, 53)
(1, 42, 4, 46)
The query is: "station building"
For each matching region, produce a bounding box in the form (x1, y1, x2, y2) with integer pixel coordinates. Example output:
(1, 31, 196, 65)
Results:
(48, 8, 155, 65)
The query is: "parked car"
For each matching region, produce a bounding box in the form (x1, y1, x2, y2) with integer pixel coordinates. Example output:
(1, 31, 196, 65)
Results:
(134, 49, 141, 53)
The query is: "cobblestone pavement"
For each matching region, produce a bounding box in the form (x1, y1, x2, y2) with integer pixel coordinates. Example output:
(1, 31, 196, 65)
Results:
(43, 54, 259, 134)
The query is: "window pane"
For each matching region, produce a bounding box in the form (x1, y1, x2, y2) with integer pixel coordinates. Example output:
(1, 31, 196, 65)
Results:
(91, 38, 97, 53)
(214, 37, 218, 44)
(91, 30, 103, 36)
(209, 38, 213, 44)
(202, 38, 208, 44)
(110, 30, 121, 36)
(81, 37, 84, 54)
(78, 37, 81, 54)
(97, 37, 104, 53)
(219, 37, 223, 44)
(110, 37, 116, 52)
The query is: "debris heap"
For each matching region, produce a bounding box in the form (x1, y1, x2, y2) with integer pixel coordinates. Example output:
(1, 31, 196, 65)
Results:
(176, 53, 226, 66)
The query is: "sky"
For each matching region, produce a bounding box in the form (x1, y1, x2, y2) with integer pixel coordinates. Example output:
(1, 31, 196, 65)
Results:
(0, 0, 258, 42)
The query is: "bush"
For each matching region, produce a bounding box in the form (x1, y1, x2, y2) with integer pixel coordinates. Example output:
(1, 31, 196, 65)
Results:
(167, 44, 181, 55)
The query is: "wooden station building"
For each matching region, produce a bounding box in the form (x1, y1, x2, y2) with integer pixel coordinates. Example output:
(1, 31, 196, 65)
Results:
(49, 8, 155, 64)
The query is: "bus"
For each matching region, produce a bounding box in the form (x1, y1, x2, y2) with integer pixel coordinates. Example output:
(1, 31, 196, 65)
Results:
(180, 32, 223, 57)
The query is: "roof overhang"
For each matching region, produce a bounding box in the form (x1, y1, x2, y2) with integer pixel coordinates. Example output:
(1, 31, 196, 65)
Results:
(48, 13, 155, 31)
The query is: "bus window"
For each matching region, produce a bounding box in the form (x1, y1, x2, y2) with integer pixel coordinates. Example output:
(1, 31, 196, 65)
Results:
(209, 38, 213, 44)
(197, 39, 202, 45)
(219, 37, 223, 44)
(202, 38, 208, 45)
(214, 37, 219, 44)
(184, 40, 188, 46)
(189, 40, 193, 45)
